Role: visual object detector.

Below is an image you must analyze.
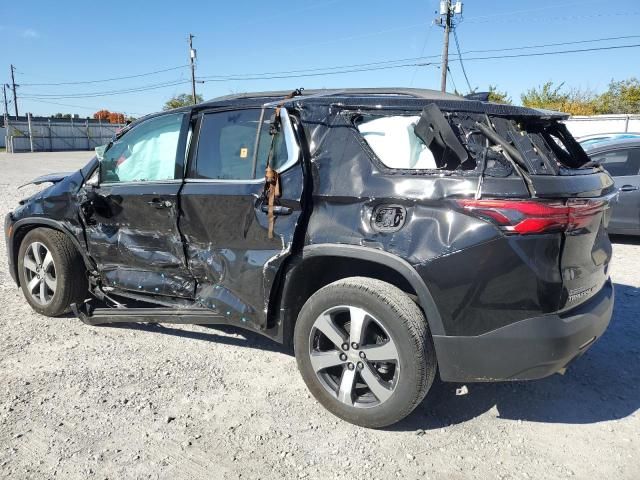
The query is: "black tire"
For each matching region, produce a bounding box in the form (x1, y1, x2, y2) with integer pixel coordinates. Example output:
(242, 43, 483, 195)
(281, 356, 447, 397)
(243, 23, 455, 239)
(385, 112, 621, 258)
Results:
(17, 228, 87, 316)
(294, 277, 437, 428)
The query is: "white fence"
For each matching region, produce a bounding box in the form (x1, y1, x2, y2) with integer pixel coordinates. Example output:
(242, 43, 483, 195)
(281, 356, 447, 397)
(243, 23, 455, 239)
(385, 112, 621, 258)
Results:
(564, 114, 640, 138)
(4, 116, 124, 153)
(3, 113, 639, 153)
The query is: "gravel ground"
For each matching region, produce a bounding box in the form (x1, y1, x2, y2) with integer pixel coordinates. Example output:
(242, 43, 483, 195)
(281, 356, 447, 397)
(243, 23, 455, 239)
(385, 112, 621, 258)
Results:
(0, 151, 638, 480)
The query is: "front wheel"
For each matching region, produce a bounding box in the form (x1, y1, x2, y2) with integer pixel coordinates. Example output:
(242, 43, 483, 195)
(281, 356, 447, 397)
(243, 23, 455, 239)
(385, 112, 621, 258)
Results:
(294, 277, 436, 428)
(17, 228, 87, 316)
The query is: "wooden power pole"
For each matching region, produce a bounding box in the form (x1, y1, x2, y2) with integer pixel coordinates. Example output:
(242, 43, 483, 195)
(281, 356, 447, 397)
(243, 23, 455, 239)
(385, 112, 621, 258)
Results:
(189, 34, 197, 105)
(10, 64, 19, 117)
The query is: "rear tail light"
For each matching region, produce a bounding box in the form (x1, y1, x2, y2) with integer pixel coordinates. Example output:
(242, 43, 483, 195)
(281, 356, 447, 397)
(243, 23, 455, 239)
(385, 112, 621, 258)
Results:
(455, 198, 608, 235)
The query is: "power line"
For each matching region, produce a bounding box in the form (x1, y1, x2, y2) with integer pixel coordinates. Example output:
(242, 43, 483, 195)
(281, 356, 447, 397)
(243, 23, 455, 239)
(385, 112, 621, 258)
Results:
(197, 42, 640, 83)
(199, 62, 440, 82)
(16, 33, 640, 94)
(21, 79, 191, 99)
(196, 34, 640, 81)
(18, 65, 189, 86)
(463, 0, 602, 22)
(452, 29, 472, 92)
(466, 10, 640, 25)
(24, 98, 144, 116)
(16, 40, 640, 100)
(459, 42, 640, 63)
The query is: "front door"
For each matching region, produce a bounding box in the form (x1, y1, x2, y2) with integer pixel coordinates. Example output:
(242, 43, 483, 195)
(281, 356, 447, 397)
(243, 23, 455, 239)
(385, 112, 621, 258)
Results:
(82, 112, 196, 298)
(179, 107, 304, 328)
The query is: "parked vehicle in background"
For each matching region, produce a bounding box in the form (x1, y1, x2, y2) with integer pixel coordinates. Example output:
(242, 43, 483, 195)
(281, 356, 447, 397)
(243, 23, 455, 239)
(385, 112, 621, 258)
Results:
(577, 132, 640, 149)
(585, 138, 640, 235)
(4, 88, 616, 427)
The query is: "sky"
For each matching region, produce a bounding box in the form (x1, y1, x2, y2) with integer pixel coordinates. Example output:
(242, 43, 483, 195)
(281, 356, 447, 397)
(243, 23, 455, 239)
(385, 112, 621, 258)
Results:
(1, 0, 639, 118)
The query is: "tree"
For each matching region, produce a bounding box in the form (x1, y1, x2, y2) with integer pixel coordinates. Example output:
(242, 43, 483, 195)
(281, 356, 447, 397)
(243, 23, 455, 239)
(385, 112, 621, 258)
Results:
(163, 93, 204, 110)
(108, 112, 125, 124)
(597, 78, 640, 114)
(93, 110, 110, 121)
(521, 81, 598, 116)
(93, 110, 126, 124)
(487, 85, 512, 104)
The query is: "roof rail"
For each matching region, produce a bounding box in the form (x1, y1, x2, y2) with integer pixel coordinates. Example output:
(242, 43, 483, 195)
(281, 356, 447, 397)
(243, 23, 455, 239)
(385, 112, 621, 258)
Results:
(209, 88, 463, 103)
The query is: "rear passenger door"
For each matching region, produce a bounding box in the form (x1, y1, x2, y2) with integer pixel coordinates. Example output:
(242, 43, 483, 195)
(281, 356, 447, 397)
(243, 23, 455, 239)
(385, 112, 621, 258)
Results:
(179, 107, 304, 328)
(592, 148, 640, 233)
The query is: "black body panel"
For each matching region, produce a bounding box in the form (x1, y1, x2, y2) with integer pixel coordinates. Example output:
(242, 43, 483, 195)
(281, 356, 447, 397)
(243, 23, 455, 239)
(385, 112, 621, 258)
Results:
(81, 181, 195, 298)
(179, 164, 304, 328)
(434, 280, 613, 382)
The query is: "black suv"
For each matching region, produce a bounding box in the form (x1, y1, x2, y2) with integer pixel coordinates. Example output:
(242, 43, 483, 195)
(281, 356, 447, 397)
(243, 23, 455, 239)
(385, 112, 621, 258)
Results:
(4, 89, 615, 427)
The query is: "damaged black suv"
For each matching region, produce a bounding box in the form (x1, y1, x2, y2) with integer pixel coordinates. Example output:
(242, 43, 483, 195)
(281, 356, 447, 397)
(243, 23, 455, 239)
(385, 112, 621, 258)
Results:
(5, 89, 615, 427)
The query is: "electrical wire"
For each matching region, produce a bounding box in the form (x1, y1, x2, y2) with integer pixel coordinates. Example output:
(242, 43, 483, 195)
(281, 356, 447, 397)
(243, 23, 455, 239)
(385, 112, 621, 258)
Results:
(452, 29, 472, 92)
(16, 34, 640, 92)
(196, 34, 640, 80)
(17, 39, 640, 98)
(446, 66, 459, 93)
(21, 79, 191, 99)
(199, 42, 640, 83)
(19, 65, 189, 86)
(24, 98, 144, 116)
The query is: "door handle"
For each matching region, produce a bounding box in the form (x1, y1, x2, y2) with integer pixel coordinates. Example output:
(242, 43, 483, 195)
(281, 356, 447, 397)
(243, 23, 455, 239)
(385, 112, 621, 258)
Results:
(620, 185, 639, 192)
(260, 204, 292, 216)
(147, 198, 173, 208)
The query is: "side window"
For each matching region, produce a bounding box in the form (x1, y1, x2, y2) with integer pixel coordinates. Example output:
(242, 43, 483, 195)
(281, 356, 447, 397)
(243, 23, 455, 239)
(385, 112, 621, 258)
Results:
(100, 113, 185, 183)
(192, 109, 288, 180)
(594, 149, 640, 177)
(356, 115, 438, 170)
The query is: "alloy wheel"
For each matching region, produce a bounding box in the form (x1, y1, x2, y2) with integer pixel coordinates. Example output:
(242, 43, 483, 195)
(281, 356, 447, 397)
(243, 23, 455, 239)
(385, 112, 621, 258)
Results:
(22, 242, 57, 305)
(308, 305, 400, 408)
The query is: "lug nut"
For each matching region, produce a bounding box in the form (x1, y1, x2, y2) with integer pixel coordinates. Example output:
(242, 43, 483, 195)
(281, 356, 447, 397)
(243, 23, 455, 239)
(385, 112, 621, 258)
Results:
(357, 362, 364, 370)
(339, 353, 347, 361)
(347, 363, 355, 370)
(341, 343, 349, 351)
(351, 342, 359, 349)
(359, 351, 366, 359)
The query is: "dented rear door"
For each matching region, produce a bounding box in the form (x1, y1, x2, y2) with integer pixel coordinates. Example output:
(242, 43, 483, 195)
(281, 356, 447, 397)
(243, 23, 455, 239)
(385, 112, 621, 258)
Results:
(179, 107, 303, 329)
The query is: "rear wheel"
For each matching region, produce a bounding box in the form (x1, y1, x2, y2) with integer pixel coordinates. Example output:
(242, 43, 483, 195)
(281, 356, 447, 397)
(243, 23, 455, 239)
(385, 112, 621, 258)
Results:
(294, 277, 436, 428)
(17, 228, 87, 316)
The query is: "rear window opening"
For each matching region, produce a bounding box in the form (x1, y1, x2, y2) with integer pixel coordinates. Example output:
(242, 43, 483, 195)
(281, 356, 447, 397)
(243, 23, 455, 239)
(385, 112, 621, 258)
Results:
(353, 103, 593, 176)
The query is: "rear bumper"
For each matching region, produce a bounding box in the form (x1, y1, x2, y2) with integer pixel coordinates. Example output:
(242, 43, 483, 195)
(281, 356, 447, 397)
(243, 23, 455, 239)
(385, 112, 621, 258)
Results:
(434, 279, 614, 382)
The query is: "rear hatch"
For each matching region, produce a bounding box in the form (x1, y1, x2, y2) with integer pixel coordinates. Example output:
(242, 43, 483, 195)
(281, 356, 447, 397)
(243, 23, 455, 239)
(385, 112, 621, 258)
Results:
(351, 100, 616, 310)
(443, 105, 616, 310)
(353, 100, 616, 309)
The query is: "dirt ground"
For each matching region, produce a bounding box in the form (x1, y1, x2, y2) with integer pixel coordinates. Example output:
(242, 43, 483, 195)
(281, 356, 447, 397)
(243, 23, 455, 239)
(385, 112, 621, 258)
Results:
(0, 151, 638, 480)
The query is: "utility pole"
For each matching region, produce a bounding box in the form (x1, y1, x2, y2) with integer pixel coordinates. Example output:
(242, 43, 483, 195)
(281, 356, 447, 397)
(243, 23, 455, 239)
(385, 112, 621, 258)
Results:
(2, 84, 8, 124)
(10, 64, 19, 118)
(189, 34, 197, 105)
(436, 1, 463, 93)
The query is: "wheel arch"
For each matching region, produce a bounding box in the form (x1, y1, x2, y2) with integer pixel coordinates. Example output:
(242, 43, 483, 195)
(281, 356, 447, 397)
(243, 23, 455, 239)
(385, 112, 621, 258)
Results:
(10, 218, 93, 286)
(274, 243, 445, 345)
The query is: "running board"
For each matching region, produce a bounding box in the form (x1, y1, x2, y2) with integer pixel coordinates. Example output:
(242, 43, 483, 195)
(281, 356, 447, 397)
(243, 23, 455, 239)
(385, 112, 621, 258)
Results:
(71, 302, 227, 326)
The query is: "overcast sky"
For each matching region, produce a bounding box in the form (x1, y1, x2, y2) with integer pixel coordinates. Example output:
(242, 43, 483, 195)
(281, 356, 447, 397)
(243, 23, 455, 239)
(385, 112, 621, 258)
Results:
(1, 0, 639, 117)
